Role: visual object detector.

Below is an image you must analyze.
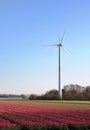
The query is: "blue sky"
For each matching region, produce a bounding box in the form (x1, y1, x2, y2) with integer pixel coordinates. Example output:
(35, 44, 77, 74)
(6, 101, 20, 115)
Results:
(0, 0, 90, 94)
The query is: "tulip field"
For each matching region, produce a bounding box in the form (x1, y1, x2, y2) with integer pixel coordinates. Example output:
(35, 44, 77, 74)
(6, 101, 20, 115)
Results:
(0, 100, 90, 130)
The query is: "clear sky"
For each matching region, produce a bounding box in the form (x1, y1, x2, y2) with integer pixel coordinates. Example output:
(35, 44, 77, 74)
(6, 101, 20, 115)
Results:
(0, 0, 90, 94)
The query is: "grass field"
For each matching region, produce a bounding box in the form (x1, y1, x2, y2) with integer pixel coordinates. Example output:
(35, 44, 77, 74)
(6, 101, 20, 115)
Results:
(0, 100, 90, 130)
(27, 100, 90, 105)
(1, 99, 90, 104)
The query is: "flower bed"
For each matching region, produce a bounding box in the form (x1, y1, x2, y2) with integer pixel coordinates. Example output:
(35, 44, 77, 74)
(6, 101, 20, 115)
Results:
(0, 101, 90, 130)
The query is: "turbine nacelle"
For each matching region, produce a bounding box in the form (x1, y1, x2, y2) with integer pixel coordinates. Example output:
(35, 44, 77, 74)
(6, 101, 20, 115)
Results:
(57, 43, 62, 47)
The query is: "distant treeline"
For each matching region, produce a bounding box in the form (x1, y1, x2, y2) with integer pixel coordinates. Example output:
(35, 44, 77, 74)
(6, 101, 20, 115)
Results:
(29, 84, 90, 100)
(0, 94, 22, 99)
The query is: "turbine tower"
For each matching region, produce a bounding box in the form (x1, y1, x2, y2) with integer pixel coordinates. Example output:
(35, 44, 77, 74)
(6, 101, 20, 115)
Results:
(44, 32, 69, 99)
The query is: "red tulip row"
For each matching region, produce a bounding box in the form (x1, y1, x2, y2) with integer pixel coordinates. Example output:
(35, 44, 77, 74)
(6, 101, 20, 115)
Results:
(0, 117, 17, 127)
(0, 116, 20, 130)
(0, 101, 90, 130)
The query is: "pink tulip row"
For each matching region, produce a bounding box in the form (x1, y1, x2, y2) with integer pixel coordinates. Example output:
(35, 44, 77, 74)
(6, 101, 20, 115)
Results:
(0, 116, 17, 127)
(0, 101, 90, 129)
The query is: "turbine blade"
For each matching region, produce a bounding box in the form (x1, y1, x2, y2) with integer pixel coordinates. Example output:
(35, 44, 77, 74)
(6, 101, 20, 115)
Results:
(43, 44, 58, 47)
(60, 31, 66, 44)
(62, 46, 70, 56)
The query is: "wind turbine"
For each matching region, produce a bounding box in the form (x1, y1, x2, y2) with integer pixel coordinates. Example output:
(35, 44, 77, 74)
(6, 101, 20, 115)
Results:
(44, 32, 69, 99)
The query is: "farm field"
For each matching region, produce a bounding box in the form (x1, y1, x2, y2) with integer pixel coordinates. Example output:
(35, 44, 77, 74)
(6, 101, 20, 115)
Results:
(0, 100, 90, 130)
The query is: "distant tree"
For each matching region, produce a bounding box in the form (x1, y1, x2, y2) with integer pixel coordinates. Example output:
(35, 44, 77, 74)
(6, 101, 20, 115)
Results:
(83, 86, 90, 100)
(29, 94, 38, 100)
(63, 84, 84, 100)
(21, 94, 29, 99)
(44, 89, 58, 100)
